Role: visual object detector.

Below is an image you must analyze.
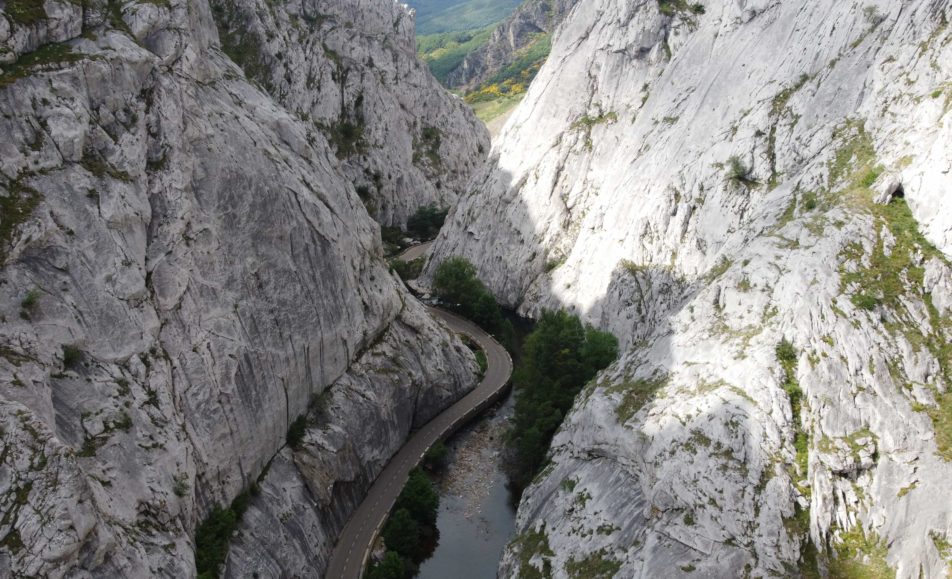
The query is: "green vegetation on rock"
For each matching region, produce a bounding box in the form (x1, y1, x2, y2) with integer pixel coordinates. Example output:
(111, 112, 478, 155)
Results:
(609, 374, 668, 424)
(830, 121, 952, 461)
(510, 525, 554, 579)
(6, 0, 47, 25)
(195, 485, 259, 579)
(564, 548, 622, 578)
(1, 179, 41, 264)
(506, 310, 618, 494)
(828, 527, 895, 579)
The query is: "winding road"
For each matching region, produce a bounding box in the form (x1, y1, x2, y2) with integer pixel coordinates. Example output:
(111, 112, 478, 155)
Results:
(325, 243, 513, 579)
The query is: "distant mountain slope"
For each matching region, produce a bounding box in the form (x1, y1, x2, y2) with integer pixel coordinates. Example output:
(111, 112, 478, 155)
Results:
(417, 0, 578, 124)
(406, 0, 523, 35)
(443, 0, 578, 91)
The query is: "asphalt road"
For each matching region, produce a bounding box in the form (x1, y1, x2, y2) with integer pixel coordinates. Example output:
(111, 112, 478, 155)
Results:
(394, 240, 434, 262)
(324, 248, 512, 579)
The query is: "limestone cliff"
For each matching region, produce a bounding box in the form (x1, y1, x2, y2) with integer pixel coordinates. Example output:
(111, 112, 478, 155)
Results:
(0, 0, 477, 576)
(429, 0, 952, 576)
(208, 0, 490, 226)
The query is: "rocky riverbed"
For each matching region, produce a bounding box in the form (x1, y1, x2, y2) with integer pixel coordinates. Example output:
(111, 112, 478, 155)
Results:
(418, 394, 517, 579)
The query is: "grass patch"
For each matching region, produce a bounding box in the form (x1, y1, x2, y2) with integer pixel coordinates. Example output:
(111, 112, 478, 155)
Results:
(469, 92, 524, 124)
(829, 527, 895, 579)
(5, 0, 47, 25)
(0, 42, 85, 88)
(609, 375, 668, 424)
(510, 525, 554, 579)
(1, 179, 41, 264)
(564, 548, 621, 578)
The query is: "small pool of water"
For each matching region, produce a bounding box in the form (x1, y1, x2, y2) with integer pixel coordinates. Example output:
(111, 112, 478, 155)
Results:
(417, 394, 516, 579)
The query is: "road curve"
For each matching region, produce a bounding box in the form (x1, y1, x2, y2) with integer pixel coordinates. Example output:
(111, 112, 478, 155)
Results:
(325, 251, 512, 579)
(394, 240, 434, 263)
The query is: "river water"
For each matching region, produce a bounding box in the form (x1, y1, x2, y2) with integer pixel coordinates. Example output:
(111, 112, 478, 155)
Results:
(417, 391, 517, 579)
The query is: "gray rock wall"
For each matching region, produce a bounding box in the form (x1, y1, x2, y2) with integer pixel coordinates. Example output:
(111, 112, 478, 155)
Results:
(0, 0, 477, 576)
(429, 0, 952, 576)
(208, 0, 490, 226)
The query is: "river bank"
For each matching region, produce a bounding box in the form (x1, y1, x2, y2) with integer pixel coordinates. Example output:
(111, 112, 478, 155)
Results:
(417, 391, 516, 579)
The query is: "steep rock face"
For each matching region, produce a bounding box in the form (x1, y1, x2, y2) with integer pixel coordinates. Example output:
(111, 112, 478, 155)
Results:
(430, 0, 952, 576)
(0, 0, 476, 576)
(208, 0, 490, 226)
(443, 0, 578, 91)
(225, 303, 475, 576)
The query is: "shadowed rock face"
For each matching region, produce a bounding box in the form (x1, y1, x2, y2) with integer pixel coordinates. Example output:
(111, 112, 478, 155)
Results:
(208, 0, 490, 227)
(429, 0, 952, 576)
(0, 0, 477, 576)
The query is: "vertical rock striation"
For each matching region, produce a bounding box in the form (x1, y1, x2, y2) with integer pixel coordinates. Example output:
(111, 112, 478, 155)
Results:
(0, 0, 478, 576)
(207, 0, 490, 226)
(429, 0, 952, 576)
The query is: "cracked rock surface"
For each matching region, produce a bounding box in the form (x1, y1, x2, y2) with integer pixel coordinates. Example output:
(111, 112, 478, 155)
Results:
(0, 0, 477, 576)
(429, 0, 952, 577)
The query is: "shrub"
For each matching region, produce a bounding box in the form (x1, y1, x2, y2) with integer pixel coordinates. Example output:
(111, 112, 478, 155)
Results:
(391, 257, 424, 281)
(432, 256, 514, 350)
(423, 440, 449, 471)
(406, 205, 448, 240)
(381, 508, 420, 559)
(286, 414, 307, 450)
(62, 345, 83, 369)
(395, 468, 439, 527)
(726, 155, 758, 188)
(194, 487, 256, 578)
(475, 350, 488, 377)
(21, 288, 40, 310)
(173, 474, 190, 498)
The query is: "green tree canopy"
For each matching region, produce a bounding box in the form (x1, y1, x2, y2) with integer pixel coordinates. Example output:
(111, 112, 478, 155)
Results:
(395, 468, 440, 527)
(507, 310, 619, 494)
(381, 509, 421, 559)
(366, 551, 408, 579)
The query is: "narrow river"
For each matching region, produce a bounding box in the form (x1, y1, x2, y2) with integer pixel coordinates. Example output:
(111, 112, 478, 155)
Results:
(417, 391, 516, 578)
(417, 312, 531, 578)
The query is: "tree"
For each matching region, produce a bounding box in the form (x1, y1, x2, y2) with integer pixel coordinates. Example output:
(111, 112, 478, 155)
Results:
(406, 205, 448, 240)
(506, 310, 619, 495)
(395, 468, 439, 527)
(433, 256, 482, 308)
(366, 551, 407, 579)
(581, 326, 620, 374)
(381, 509, 420, 559)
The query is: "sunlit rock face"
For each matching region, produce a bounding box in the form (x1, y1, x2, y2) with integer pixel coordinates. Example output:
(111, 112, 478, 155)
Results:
(0, 0, 477, 576)
(429, 0, 952, 576)
(208, 0, 490, 227)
